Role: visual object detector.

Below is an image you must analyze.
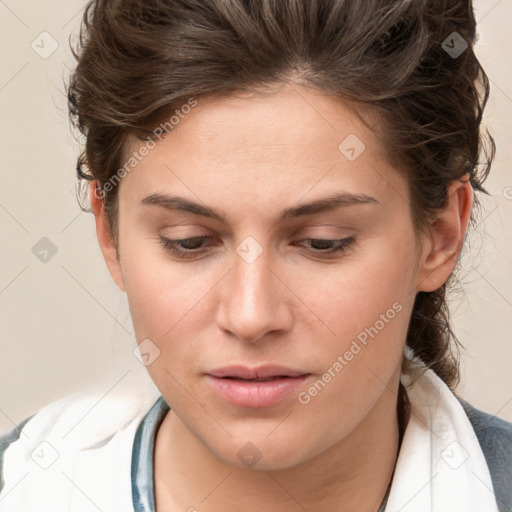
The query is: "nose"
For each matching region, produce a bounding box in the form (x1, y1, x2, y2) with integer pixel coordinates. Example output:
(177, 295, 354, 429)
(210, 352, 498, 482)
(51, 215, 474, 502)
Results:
(216, 245, 293, 343)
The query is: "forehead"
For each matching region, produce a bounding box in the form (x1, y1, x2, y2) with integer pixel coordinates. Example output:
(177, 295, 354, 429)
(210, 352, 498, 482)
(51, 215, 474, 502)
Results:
(160, 85, 381, 156)
(119, 84, 406, 216)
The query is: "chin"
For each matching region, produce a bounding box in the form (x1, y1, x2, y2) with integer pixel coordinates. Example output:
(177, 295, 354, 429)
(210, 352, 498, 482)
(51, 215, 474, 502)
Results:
(208, 432, 318, 472)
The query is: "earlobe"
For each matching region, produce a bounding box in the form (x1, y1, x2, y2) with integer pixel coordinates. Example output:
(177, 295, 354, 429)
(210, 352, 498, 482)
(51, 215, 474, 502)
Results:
(88, 181, 126, 292)
(416, 176, 473, 292)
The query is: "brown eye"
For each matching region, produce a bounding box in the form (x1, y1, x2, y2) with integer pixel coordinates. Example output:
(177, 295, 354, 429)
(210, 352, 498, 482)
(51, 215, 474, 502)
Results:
(159, 235, 212, 258)
(298, 237, 356, 255)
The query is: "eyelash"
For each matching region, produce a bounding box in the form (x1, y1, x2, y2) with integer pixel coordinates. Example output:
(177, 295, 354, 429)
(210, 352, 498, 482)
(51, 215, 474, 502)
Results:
(158, 235, 356, 259)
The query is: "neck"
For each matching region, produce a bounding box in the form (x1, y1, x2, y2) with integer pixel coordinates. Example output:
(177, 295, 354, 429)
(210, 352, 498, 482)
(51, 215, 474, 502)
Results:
(155, 380, 403, 512)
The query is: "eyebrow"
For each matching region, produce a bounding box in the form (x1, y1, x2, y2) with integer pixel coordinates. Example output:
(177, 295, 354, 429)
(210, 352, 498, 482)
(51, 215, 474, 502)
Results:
(141, 191, 379, 225)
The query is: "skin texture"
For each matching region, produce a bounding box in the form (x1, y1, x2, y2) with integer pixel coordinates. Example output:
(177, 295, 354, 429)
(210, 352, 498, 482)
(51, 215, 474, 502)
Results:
(90, 83, 473, 512)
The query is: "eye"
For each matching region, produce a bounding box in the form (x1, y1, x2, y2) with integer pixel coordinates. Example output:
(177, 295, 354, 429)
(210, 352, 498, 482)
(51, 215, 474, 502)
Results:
(296, 237, 356, 256)
(159, 234, 356, 260)
(159, 235, 213, 259)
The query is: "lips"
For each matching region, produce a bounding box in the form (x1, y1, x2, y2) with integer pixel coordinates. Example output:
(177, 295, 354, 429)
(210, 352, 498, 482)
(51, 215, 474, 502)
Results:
(205, 365, 311, 409)
(205, 365, 312, 408)
(206, 364, 310, 380)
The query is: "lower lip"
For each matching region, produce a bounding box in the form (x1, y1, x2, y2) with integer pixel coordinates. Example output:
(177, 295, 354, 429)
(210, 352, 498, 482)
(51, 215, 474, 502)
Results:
(206, 375, 310, 408)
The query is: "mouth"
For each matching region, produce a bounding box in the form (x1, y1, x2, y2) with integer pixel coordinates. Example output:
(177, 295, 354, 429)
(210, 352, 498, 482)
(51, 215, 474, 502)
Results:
(221, 375, 297, 381)
(205, 365, 312, 408)
(206, 364, 310, 380)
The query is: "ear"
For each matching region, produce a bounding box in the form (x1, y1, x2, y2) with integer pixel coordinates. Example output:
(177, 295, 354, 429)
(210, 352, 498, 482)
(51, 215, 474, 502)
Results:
(89, 181, 126, 292)
(416, 175, 473, 292)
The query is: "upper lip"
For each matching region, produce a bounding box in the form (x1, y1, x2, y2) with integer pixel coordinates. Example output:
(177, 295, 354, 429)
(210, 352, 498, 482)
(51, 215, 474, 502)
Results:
(206, 365, 310, 379)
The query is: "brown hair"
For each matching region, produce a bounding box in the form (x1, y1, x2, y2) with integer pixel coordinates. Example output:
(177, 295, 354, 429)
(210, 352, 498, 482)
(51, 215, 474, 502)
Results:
(67, 0, 495, 394)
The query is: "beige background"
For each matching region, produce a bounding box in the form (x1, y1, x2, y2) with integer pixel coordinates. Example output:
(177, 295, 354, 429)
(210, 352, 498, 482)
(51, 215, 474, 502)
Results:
(0, 0, 511, 435)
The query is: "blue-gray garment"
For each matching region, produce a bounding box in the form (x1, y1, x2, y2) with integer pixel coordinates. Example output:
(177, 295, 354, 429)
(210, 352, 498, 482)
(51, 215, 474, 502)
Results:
(1, 395, 511, 511)
(458, 397, 512, 512)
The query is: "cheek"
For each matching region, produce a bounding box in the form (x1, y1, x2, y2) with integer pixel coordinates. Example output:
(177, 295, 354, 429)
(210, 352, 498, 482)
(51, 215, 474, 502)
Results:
(123, 258, 208, 339)
(116, 226, 206, 331)
(285, 233, 418, 412)
(122, 259, 210, 398)
(289, 257, 413, 444)
(290, 236, 417, 342)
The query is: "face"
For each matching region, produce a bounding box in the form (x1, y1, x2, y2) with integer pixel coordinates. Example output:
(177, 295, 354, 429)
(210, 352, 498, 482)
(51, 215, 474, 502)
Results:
(93, 83, 458, 471)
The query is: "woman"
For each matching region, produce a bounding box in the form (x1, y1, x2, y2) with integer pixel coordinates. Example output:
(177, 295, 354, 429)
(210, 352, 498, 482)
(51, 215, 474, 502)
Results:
(0, 0, 510, 511)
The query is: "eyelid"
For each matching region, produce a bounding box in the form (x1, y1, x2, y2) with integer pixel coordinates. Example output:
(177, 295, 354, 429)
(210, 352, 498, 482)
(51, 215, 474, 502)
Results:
(158, 233, 357, 260)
